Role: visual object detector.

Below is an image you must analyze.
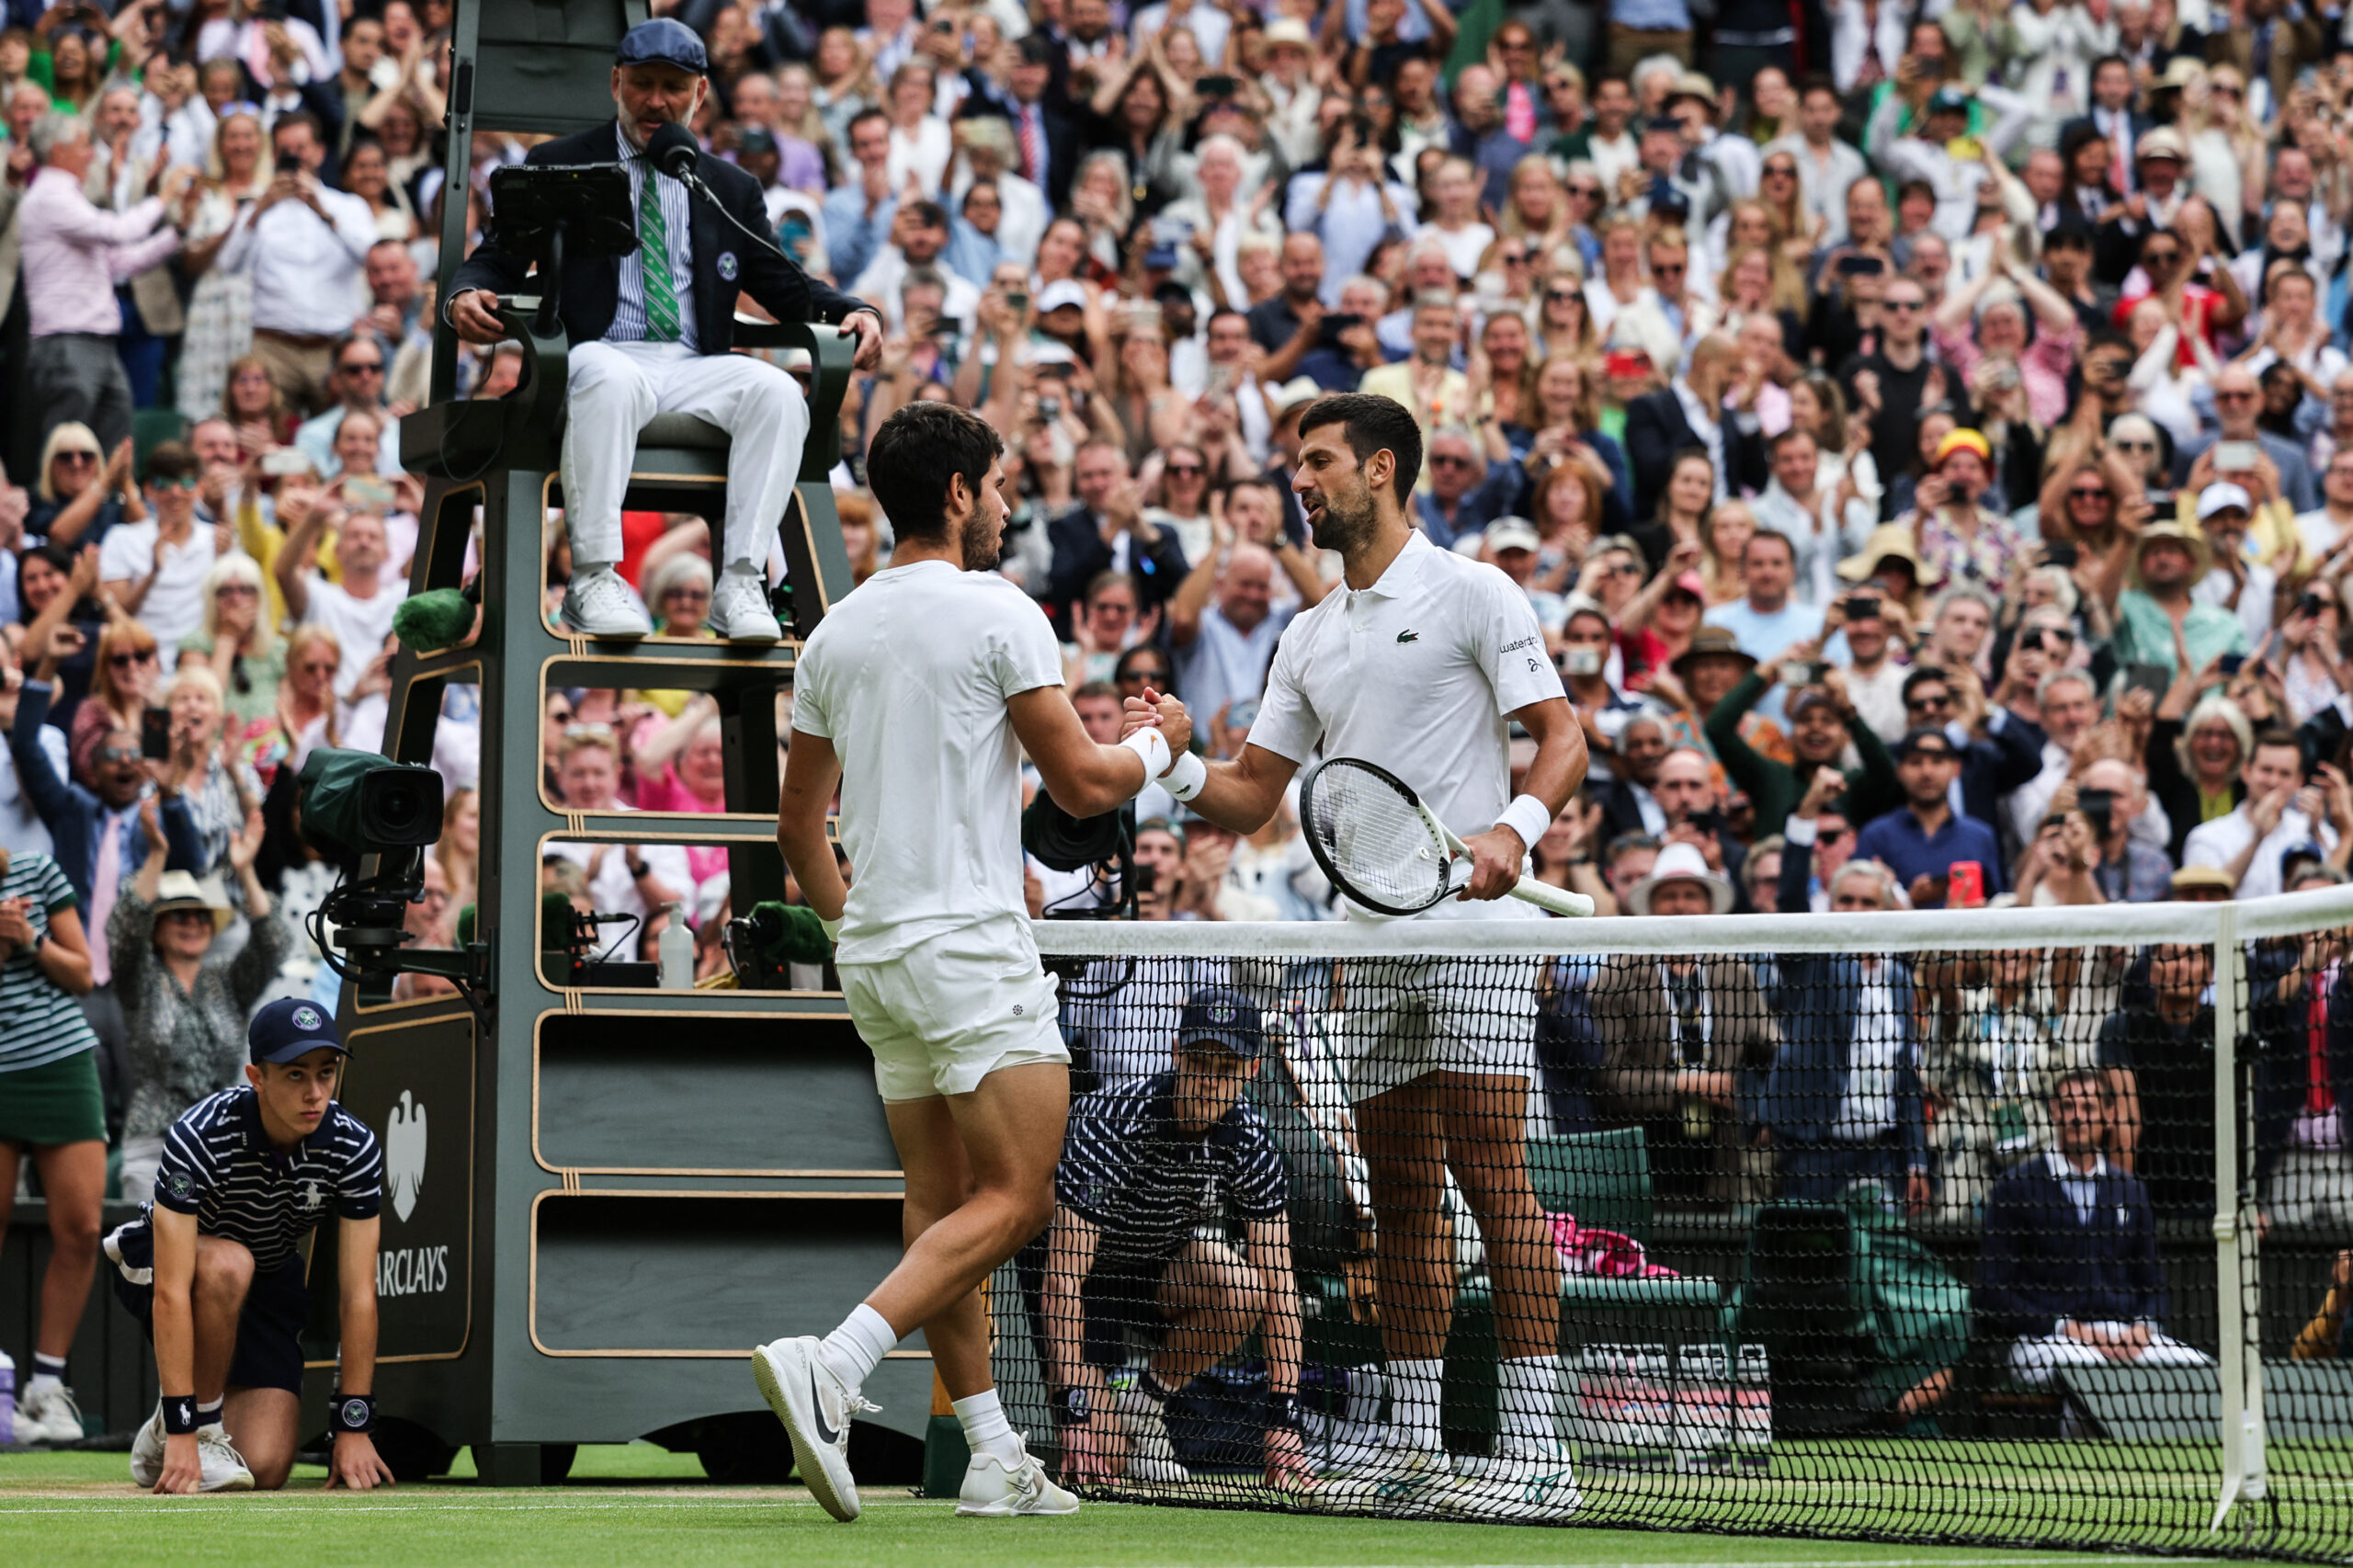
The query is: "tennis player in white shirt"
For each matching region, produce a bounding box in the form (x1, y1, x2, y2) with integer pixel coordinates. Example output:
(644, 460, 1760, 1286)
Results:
(1125, 392, 1589, 1518)
(760, 402, 1180, 1524)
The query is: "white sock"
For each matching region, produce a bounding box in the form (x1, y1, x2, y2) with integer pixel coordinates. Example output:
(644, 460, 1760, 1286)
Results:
(1500, 1356, 1563, 1449)
(24, 1372, 61, 1401)
(951, 1388, 1025, 1466)
(816, 1302, 899, 1393)
(197, 1397, 223, 1428)
(1388, 1358, 1444, 1449)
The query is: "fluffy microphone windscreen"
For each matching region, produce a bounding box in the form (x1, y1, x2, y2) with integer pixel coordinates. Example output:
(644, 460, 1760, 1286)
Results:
(749, 901, 834, 965)
(392, 588, 475, 653)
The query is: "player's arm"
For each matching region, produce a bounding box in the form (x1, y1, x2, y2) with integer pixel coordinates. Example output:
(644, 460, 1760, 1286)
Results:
(1459, 694, 1586, 901)
(1040, 1204, 1127, 1483)
(1006, 685, 1170, 819)
(149, 1204, 203, 1494)
(778, 733, 847, 927)
(325, 1212, 395, 1490)
(1118, 689, 1300, 834)
(1243, 1215, 1313, 1489)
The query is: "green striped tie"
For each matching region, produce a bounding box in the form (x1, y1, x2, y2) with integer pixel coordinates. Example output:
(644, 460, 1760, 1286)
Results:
(639, 172, 681, 342)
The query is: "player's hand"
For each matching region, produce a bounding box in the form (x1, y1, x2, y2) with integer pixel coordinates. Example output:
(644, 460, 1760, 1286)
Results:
(154, 1431, 203, 1494)
(449, 289, 507, 346)
(840, 310, 884, 372)
(324, 1430, 397, 1491)
(1264, 1426, 1317, 1493)
(1058, 1419, 1123, 1485)
(1138, 687, 1193, 761)
(1457, 824, 1525, 901)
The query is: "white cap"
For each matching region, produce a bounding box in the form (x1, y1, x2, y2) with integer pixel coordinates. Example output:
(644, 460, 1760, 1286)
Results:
(2197, 480, 2253, 520)
(1035, 279, 1089, 313)
(1486, 517, 1541, 553)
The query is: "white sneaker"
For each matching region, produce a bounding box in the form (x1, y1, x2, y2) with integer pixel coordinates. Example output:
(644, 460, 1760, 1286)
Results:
(130, 1405, 166, 1486)
(16, 1381, 85, 1446)
(1450, 1440, 1580, 1521)
(707, 569, 782, 642)
(195, 1424, 255, 1492)
(752, 1336, 873, 1522)
(1114, 1386, 1188, 1485)
(560, 565, 654, 638)
(1319, 1438, 1452, 1517)
(956, 1437, 1080, 1517)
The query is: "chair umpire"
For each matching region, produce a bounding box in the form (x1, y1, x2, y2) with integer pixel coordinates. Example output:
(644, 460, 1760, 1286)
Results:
(443, 17, 883, 642)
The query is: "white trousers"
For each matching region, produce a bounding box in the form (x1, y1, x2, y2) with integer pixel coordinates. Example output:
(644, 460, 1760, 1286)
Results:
(2008, 1325, 2211, 1386)
(561, 339, 809, 569)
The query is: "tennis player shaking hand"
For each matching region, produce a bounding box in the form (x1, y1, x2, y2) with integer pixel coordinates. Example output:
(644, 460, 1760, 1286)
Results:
(760, 402, 1178, 1524)
(1120, 392, 1591, 1519)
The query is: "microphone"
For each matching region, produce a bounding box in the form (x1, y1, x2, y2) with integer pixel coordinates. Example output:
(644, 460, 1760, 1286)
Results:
(645, 120, 700, 183)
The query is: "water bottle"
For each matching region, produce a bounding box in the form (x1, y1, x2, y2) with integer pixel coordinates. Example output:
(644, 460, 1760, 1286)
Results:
(0, 1348, 15, 1447)
(657, 901, 694, 990)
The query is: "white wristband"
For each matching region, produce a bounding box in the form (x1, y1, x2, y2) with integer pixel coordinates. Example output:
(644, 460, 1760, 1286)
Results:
(819, 915, 842, 944)
(1496, 794, 1552, 858)
(1164, 749, 1208, 801)
(1118, 726, 1172, 783)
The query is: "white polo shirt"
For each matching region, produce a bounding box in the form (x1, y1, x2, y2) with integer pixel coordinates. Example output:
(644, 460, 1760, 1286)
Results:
(793, 561, 1065, 964)
(1247, 530, 1563, 921)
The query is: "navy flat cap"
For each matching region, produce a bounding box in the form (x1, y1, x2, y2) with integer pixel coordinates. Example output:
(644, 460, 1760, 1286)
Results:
(616, 17, 708, 74)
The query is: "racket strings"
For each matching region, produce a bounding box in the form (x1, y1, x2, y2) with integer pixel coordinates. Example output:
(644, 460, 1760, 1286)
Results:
(1305, 761, 1452, 912)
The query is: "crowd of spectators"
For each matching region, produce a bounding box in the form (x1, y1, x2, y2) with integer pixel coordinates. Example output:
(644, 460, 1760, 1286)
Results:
(19, 0, 2353, 1439)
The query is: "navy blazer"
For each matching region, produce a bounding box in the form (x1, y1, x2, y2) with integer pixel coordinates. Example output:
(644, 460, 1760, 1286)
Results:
(1621, 388, 1768, 522)
(1960, 710, 2045, 833)
(449, 122, 871, 358)
(1045, 505, 1188, 630)
(1976, 1154, 2164, 1340)
(10, 682, 204, 906)
(1764, 947, 1929, 1169)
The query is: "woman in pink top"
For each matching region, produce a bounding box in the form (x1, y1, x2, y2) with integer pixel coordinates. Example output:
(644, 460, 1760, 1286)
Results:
(1929, 255, 2080, 428)
(631, 699, 731, 888)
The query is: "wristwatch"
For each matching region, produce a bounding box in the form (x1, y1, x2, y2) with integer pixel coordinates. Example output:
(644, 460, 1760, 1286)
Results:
(1047, 1384, 1091, 1427)
(626, 857, 650, 880)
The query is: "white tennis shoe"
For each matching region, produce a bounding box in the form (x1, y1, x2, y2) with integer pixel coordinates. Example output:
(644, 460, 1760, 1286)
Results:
(560, 565, 653, 638)
(1319, 1437, 1454, 1517)
(129, 1404, 167, 1487)
(956, 1438, 1080, 1517)
(1113, 1386, 1189, 1485)
(751, 1336, 873, 1522)
(15, 1381, 85, 1446)
(707, 568, 782, 642)
(1450, 1439, 1581, 1521)
(193, 1425, 256, 1492)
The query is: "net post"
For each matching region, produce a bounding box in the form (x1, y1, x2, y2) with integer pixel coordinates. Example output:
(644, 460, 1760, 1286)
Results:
(2210, 903, 2264, 1532)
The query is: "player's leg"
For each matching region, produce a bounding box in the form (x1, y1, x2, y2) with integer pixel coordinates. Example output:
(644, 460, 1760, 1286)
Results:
(15, 1140, 105, 1442)
(655, 350, 804, 641)
(1433, 1026, 1575, 1518)
(220, 1390, 301, 1490)
(189, 1235, 257, 1405)
(557, 341, 660, 635)
(1354, 1075, 1452, 1465)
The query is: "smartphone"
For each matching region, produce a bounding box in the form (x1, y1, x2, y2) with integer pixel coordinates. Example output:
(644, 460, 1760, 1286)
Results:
(258, 449, 314, 477)
(1005, 290, 1029, 313)
(2220, 652, 2247, 676)
(1149, 214, 1195, 247)
(1948, 860, 1985, 909)
(140, 706, 171, 762)
(1787, 660, 1826, 687)
(1198, 74, 1237, 97)
(2122, 661, 2174, 702)
(2078, 788, 2115, 840)
(1843, 593, 1881, 619)
(2041, 540, 2079, 568)
(1317, 312, 1363, 348)
(1836, 254, 1886, 277)
(344, 474, 396, 509)
(2302, 591, 2328, 617)
(1561, 647, 1603, 676)
(2216, 439, 2261, 473)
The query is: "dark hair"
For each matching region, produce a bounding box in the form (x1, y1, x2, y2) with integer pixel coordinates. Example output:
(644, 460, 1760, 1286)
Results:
(2254, 726, 2303, 757)
(1768, 426, 1816, 454)
(1073, 679, 1120, 704)
(271, 110, 324, 150)
(1798, 73, 1838, 102)
(907, 199, 949, 230)
(866, 402, 1003, 542)
(2052, 1066, 2105, 1102)
(847, 107, 890, 142)
(1901, 664, 1951, 703)
(1296, 392, 1421, 508)
(1113, 644, 1171, 683)
(144, 440, 198, 483)
(1207, 307, 1249, 334)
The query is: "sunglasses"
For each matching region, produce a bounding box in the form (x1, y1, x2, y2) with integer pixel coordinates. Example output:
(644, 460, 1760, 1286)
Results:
(665, 585, 710, 601)
(216, 583, 258, 597)
(109, 650, 156, 667)
(1546, 288, 1581, 302)
(1653, 261, 1687, 276)
(2069, 486, 2111, 501)
(1764, 165, 1797, 178)
(1499, 251, 1529, 264)
(1882, 299, 1924, 312)
(1907, 692, 1952, 710)
(54, 450, 97, 466)
(95, 744, 141, 764)
(1816, 825, 1851, 843)
(1165, 463, 1204, 477)
(2215, 389, 2257, 402)
(2143, 250, 2180, 266)
(340, 361, 384, 374)
(1568, 185, 1601, 198)
(152, 475, 198, 491)
(1120, 668, 1170, 685)
(2114, 437, 2158, 452)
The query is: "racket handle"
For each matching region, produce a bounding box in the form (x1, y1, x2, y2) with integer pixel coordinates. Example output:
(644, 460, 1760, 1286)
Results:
(1509, 878, 1596, 917)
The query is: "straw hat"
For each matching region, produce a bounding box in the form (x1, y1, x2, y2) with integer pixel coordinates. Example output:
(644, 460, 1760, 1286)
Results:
(1669, 625, 1757, 684)
(1628, 839, 1733, 915)
(2129, 518, 2212, 586)
(151, 871, 233, 934)
(1836, 522, 1927, 584)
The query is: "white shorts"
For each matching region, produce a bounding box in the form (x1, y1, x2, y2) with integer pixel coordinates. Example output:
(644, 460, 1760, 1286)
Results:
(840, 936, 1070, 1102)
(1334, 952, 1540, 1104)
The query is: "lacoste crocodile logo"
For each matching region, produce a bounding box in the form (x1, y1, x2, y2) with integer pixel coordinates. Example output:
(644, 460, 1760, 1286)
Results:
(1396, 630, 1420, 643)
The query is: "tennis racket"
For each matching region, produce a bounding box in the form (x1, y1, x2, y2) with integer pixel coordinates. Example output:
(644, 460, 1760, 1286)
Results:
(1298, 756, 1596, 919)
